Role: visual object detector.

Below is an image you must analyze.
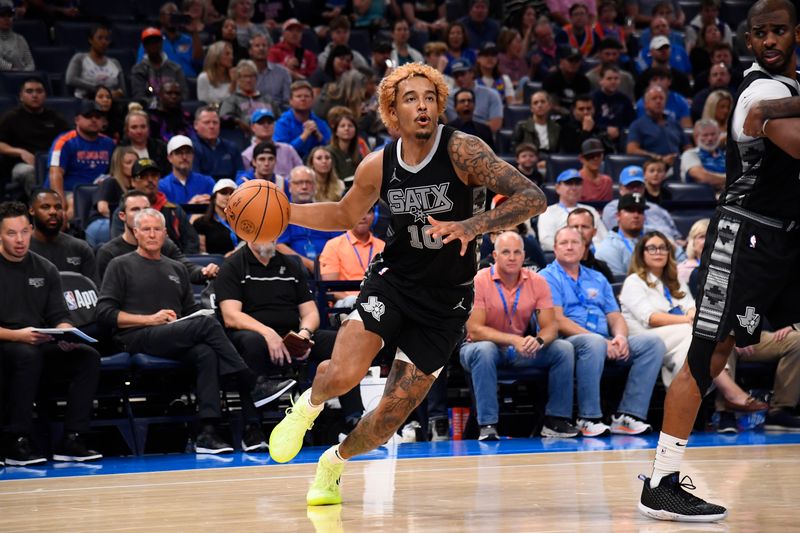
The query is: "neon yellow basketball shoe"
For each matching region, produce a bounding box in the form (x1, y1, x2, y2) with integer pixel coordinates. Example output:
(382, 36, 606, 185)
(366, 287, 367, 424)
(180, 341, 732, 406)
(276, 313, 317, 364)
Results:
(268, 389, 321, 463)
(306, 452, 345, 506)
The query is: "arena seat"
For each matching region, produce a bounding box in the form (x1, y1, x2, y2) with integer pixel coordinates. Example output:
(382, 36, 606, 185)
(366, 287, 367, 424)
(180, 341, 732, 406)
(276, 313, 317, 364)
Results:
(13, 19, 50, 48)
(53, 21, 96, 48)
(31, 46, 75, 78)
(348, 29, 372, 60)
(503, 105, 531, 130)
(0, 70, 53, 96)
(720, 0, 751, 30)
(604, 154, 649, 181)
(110, 23, 148, 51)
(679, 1, 702, 23)
(663, 182, 716, 204)
(546, 154, 581, 181)
(671, 209, 715, 237)
(72, 183, 99, 232)
(494, 129, 513, 156)
(522, 81, 543, 104)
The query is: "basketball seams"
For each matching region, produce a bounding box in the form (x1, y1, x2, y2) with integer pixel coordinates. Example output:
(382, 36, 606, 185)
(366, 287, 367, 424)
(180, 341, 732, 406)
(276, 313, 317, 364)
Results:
(254, 184, 271, 242)
(232, 184, 263, 238)
(228, 179, 290, 243)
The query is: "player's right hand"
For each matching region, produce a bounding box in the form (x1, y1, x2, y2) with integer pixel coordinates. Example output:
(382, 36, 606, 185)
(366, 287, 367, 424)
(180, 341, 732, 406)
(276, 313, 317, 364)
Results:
(15, 327, 53, 345)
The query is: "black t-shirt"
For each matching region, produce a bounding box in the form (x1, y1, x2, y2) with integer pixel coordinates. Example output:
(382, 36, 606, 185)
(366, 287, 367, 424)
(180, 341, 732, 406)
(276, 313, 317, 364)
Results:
(0, 106, 70, 155)
(96, 252, 198, 336)
(0, 252, 69, 329)
(645, 186, 672, 205)
(88, 177, 124, 223)
(29, 233, 97, 283)
(215, 247, 312, 336)
(401, 0, 445, 23)
(193, 216, 236, 255)
(542, 70, 592, 110)
(96, 235, 204, 283)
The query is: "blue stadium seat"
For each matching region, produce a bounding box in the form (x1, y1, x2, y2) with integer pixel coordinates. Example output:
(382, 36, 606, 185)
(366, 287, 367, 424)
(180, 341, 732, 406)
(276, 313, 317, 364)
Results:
(720, 1, 751, 30)
(522, 81, 543, 104)
(0, 95, 15, 114)
(106, 48, 136, 75)
(546, 154, 581, 181)
(219, 128, 248, 153)
(31, 46, 75, 77)
(35, 151, 49, 187)
(671, 209, 715, 237)
(111, 23, 147, 52)
(663, 182, 716, 204)
(72, 183, 99, 231)
(182, 99, 205, 117)
(679, 1, 702, 23)
(604, 154, 649, 181)
(408, 28, 429, 52)
(53, 21, 95, 48)
(82, 0, 138, 22)
(503, 104, 531, 130)
(14, 19, 51, 47)
(186, 77, 197, 100)
(495, 128, 513, 155)
(46, 97, 81, 120)
(131, 353, 185, 370)
(185, 254, 225, 269)
(0, 70, 53, 96)
(348, 29, 372, 60)
(302, 28, 321, 54)
(101, 352, 132, 372)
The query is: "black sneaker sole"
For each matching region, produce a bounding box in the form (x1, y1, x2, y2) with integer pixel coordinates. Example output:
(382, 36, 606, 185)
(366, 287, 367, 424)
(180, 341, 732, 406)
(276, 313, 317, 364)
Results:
(5, 457, 47, 466)
(638, 501, 728, 522)
(254, 380, 297, 408)
(53, 453, 103, 462)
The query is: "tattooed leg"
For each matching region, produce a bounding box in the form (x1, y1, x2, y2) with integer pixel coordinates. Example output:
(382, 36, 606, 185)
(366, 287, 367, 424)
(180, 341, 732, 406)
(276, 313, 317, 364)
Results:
(338, 359, 436, 459)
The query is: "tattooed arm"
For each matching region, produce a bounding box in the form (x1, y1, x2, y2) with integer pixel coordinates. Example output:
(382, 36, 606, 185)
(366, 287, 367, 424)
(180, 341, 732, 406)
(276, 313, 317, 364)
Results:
(742, 96, 800, 137)
(426, 130, 547, 255)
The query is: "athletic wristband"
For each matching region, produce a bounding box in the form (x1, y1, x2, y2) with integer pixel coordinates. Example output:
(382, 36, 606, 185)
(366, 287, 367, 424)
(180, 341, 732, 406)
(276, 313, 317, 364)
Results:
(762, 118, 770, 136)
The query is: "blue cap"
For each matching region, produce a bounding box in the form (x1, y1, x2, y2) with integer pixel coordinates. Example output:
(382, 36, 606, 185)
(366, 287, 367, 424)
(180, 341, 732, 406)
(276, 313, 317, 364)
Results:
(250, 108, 275, 124)
(450, 59, 472, 74)
(619, 165, 644, 186)
(556, 168, 582, 183)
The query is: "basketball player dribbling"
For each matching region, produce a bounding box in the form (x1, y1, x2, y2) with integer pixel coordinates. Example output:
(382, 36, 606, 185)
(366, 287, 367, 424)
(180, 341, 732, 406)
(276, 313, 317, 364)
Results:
(267, 63, 547, 506)
(638, 0, 800, 521)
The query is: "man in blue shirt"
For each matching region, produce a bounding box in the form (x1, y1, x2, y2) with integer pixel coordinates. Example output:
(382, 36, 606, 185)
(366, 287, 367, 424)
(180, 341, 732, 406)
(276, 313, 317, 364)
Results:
(276, 166, 341, 273)
(191, 106, 243, 180)
(626, 86, 691, 167)
(457, 0, 500, 51)
(596, 193, 647, 278)
(47, 100, 115, 218)
(541, 226, 664, 437)
(136, 2, 203, 78)
(273, 80, 331, 160)
(159, 135, 215, 205)
(635, 69, 692, 129)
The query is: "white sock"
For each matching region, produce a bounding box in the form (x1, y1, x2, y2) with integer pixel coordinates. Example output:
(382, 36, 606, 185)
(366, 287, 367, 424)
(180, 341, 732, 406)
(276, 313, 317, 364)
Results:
(651, 431, 688, 487)
(306, 389, 324, 412)
(323, 444, 346, 464)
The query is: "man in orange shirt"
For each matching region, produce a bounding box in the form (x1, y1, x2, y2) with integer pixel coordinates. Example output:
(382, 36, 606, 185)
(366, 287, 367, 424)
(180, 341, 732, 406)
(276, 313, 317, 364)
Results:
(319, 208, 385, 304)
(579, 138, 614, 202)
(459, 231, 579, 441)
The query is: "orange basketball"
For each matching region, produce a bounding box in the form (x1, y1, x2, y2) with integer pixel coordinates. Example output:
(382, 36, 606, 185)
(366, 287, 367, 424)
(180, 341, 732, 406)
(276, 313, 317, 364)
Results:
(224, 179, 291, 244)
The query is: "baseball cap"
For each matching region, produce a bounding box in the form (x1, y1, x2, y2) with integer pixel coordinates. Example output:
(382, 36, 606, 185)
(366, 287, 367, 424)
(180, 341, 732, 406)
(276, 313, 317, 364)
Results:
(580, 138, 605, 157)
(618, 193, 649, 211)
(0, 4, 14, 16)
(213, 178, 237, 194)
(649, 35, 671, 50)
(478, 42, 498, 56)
(282, 18, 304, 32)
(252, 141, 276, 158)
(557, 46, 582, 61)
(141, 27, 163, 42)
(133, 158, 160, 177)
(167, 135, 194, 155)
(372, 40, 393, 53)
(556, 169, 583, 183)
(619, 165, 645, 186)
(450, 59, 472, 74)
(77, 100, 105, 117)
(250, 108, 275, 124)
(597, 37, 623, 51)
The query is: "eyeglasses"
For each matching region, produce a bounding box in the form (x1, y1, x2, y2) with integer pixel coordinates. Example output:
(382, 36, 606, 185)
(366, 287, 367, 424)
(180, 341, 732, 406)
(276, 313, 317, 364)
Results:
(644, 245, 669, 255)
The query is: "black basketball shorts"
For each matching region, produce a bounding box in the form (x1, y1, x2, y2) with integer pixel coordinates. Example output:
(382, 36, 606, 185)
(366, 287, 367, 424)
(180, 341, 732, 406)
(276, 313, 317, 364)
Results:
(350, 262, 473, 375)
(693, 206, 800, 347)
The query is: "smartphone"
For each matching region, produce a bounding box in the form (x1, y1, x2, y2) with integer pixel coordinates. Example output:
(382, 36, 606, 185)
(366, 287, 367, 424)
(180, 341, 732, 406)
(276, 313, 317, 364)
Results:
(169, 13, 191, 26)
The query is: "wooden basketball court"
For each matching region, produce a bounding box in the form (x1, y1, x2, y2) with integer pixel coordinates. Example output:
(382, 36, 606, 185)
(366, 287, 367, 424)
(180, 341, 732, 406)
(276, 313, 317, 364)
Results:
(1, 437, 796, 531)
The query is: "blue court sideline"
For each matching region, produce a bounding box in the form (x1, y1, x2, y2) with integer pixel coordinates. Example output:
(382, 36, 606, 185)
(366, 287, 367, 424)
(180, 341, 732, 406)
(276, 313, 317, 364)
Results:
(3, 431, 800, 481)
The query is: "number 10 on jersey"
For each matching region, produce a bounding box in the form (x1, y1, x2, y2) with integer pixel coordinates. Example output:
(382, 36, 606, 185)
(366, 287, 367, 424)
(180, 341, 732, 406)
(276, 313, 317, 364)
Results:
(408, 224, 443, 249)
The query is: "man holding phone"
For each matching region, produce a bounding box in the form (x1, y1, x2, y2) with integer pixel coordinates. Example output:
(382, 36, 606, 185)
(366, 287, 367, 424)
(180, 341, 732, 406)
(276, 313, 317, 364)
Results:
(136, 2, 203, 78)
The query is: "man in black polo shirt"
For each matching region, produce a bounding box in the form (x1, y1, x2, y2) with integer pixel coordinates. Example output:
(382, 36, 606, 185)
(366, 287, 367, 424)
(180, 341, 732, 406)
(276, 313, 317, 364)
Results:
(96, 207, 293, 454)
(97, 190, 217, 282)
(0, 201, 102, 466)
(216, 240, 363, 426)
(0, 77, 70, 198)
(29, 188, 97, 283)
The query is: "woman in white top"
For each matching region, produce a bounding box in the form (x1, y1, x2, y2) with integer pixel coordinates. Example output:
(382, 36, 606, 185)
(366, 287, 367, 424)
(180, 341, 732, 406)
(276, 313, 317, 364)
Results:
(620, 231, 764, 409)
(197, 41, 233, 104)
(677, 218, 708, 285)
(65, 25, 125, 99)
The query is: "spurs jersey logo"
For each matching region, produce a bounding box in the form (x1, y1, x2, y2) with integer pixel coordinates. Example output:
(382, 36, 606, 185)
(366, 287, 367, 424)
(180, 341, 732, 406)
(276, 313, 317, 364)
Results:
(28, 278, 45, 288)
(387, 184, 454, 219)
(737, 306, 760, 335)
(66, 256, 81, 266)
(361, 296, 386, 322)
(168, 275, 181, 285)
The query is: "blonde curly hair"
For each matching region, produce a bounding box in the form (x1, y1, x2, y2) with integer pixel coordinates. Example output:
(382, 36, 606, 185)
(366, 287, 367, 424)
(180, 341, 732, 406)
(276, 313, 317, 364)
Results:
(378, 63, 449, 130)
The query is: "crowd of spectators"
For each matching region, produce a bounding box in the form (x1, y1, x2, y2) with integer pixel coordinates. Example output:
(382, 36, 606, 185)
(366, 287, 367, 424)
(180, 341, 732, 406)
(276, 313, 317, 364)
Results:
(2, 0, 800, 462)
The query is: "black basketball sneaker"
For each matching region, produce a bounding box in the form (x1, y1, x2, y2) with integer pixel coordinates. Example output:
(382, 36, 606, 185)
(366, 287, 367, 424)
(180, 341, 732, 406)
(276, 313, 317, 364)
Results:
(638, 473, 728, 522)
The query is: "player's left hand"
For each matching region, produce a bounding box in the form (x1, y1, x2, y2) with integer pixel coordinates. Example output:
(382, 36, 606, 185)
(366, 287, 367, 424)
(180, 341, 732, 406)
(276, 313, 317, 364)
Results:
(426, 216, 476, 256)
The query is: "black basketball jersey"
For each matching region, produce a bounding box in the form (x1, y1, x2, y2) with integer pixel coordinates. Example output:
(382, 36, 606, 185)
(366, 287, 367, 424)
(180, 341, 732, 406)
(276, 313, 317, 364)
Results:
(725, 67, 800, 221)
(379, 124, 485, 287)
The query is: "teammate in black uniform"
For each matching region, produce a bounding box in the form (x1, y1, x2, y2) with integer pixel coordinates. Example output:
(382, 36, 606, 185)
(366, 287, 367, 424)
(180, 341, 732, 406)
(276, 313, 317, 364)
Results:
(266, 63, 546, 505)
(639, 0, 800, 521)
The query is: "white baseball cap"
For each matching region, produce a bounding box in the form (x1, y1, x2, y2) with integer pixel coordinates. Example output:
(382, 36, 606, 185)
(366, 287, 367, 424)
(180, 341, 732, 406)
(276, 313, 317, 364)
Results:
(167, 135, 194, 155)
(213, 178, 237, 194)
(649, 35, 671, 50)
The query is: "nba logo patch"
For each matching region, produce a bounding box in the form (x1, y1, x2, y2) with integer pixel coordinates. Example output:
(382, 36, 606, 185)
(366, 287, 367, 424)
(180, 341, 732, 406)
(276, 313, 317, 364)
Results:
(63, 291, 77, 311)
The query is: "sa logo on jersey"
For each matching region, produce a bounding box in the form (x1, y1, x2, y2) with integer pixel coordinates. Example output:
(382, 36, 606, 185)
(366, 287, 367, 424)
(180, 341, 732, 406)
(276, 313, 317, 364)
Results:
(387, 184, 454, 217)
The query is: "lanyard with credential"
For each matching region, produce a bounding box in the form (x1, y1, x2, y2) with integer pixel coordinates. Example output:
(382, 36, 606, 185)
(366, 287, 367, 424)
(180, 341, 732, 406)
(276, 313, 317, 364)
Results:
(491, 266, 522, 329)
(617, 229, 638, 254)
(556, 262, 587, 306)
(215, 212, 239, 247)
(345, 232, 373, 272)
(663, 283, 674, 307)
